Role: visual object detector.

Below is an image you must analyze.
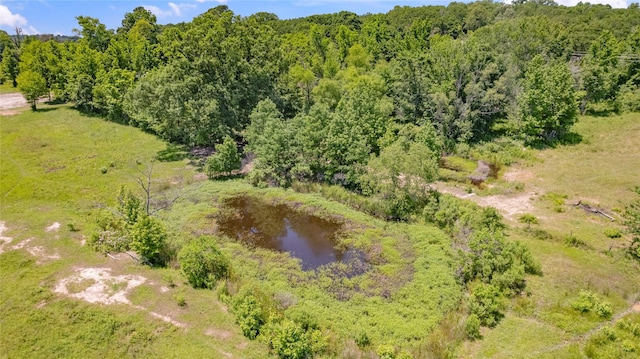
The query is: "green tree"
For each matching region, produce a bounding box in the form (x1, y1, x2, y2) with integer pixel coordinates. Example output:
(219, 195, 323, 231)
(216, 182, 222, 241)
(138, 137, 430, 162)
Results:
(73, 16, 113, 52)
(1, 47, 19, 87)
(245, 99, 294, 186)
(92, 68, 135, 122)
(518, 213, 539, 229)
(16, 70, 47, 111)
(129, 215, 167, 266)
(178, 236, 230, 289)
(123, 62, 222, 146)
(518, 55, 578, 143)
(206, 135, 241, 178)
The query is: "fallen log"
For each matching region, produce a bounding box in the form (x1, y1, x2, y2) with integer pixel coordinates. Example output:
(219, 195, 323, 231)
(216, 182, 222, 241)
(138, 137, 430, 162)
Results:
(573, 200, 615, 221)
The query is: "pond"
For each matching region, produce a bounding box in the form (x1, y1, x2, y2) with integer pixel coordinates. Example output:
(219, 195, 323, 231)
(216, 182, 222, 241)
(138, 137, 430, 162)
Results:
(217, 196, 350, 270)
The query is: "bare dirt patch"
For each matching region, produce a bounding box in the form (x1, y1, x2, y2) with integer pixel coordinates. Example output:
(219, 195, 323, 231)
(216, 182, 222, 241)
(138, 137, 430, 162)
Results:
(433, 167, 541, 221)
(150, 311, 186, 328)
(633, 302, 640, 313)
(54, 267, 146, 305)
(0, 93, 29, 110)
(46, 222, 61, 232)
(0, 221, 14, 254)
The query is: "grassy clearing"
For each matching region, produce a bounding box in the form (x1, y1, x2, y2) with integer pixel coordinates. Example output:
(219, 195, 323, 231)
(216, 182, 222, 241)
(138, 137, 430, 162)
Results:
(0, 104, 267, 358)
(460, 112, 640, 358)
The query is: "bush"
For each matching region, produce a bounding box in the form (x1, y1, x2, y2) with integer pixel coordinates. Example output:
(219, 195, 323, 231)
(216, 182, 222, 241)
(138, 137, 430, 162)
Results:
(130, 215, 167, 266)
(518, 214, 539, 229)
(269, 320, 312, 359)
(178, 236, 230, 289)
(468, 283, 505, 328)
(603, 228, 622, 239)
(572, 290, 613, 318)
(465, 314, 482, 340)
(376, 344, 396, 359)
(233, 294, 264, 340)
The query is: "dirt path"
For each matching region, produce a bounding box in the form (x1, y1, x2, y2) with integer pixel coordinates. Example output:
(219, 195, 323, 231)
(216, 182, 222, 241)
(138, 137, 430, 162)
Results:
(432, 168, 541, 221)
(0, 92, 47, 115)
(0, 93, 28, 110)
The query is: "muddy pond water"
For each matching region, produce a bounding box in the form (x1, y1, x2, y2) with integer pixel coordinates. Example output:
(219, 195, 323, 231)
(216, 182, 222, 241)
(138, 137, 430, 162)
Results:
(217, 196, 350, 270)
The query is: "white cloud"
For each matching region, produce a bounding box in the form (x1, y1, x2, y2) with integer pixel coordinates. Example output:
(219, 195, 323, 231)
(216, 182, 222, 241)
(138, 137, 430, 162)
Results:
(144, 2, 196, 18)
(0, 5, 27, 28)
(23, 25, 40, 35)
(195, 0, 227, 3)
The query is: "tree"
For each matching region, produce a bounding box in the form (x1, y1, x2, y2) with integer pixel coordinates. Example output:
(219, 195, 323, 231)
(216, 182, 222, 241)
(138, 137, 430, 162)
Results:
(129, 215, 167, 266)
(1, 47, 19, 87)
(178, 236, 231, 289)
(206, 135, 241, 178)
(16, 70, 47, 111)
(518, 55, 578, 143)
(518, 213, 539, 229)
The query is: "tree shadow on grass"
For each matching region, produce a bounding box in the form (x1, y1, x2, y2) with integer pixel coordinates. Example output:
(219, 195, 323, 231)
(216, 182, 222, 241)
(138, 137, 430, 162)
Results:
(527, 131, 584, 150)
(156, 144, 189, 162)
(35, 107, 59, 113)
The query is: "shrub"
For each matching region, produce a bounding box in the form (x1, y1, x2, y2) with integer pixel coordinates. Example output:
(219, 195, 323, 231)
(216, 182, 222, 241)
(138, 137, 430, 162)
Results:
(88, 210, 129, 254)
(464, 314, 482, 340)
(269, 320, 312, 359)
(518, 214, 539, 229)
(564, 234, 587, 248)
(572, 290, 613, 318)
(178, 236, 230, 289)
(468, 283, 505, 328)
(100, 166, 108, 174)
(603, 228, 622, 239)
(233, 294, 264, 340)
(130, 215, 167, 266)
(376, 343, 396, 359)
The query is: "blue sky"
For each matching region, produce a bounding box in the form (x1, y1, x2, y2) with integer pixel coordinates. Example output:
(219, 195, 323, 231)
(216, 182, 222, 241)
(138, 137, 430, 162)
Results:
(0, 0, 632, 36)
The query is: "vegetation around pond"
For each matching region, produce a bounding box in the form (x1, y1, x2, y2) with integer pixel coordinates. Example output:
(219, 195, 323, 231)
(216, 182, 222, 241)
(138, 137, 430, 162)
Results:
(1, 1, 640, 358)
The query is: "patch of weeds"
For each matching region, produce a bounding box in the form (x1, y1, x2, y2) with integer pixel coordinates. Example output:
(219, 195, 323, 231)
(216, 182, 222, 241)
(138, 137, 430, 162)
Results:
(564, 233, 587, 248)
(100, 166, 108, 174)
(67, 222, 79, 232)
(541, 192, 567, 213)
(571, 290, 612, 318)
(604, 228, 622, 239)
(174, 292, 187, 307)
(529, 228, 553, 241)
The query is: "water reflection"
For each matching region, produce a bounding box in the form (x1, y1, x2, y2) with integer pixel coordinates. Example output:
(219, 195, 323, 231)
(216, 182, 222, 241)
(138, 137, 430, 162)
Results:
(217, 197, 345, 270)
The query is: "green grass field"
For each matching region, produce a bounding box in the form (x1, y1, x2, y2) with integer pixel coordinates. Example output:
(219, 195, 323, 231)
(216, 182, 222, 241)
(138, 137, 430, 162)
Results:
(2, 103, 639, 358)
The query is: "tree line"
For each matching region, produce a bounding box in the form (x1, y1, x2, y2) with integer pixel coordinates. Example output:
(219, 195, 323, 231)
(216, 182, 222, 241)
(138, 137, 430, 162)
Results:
(1, 2, 639, 195)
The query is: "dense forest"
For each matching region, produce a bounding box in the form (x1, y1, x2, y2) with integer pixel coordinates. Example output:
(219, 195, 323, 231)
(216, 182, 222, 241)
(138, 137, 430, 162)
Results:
(4, 1, 638, 215)
(1, 1, 640, 357)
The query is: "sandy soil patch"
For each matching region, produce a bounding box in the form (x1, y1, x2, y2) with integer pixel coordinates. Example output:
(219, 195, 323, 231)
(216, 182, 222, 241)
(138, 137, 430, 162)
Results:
(502, 167, 535, 183)
(0, 221, 14, 254)
(633, 302, 640, 313)
(27, 246, 61, 262)
(46, 222, 61, 232)
(0, 93, 29, 110)
(150, 311, 186, 328)
(54, 268, 146, 305)
(0, 92, 47, 110)
(11, 237, 34, 250)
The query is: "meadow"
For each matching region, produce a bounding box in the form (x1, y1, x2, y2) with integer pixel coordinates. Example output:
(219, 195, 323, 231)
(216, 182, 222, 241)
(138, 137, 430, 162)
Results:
(1, 102, 639, 358)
